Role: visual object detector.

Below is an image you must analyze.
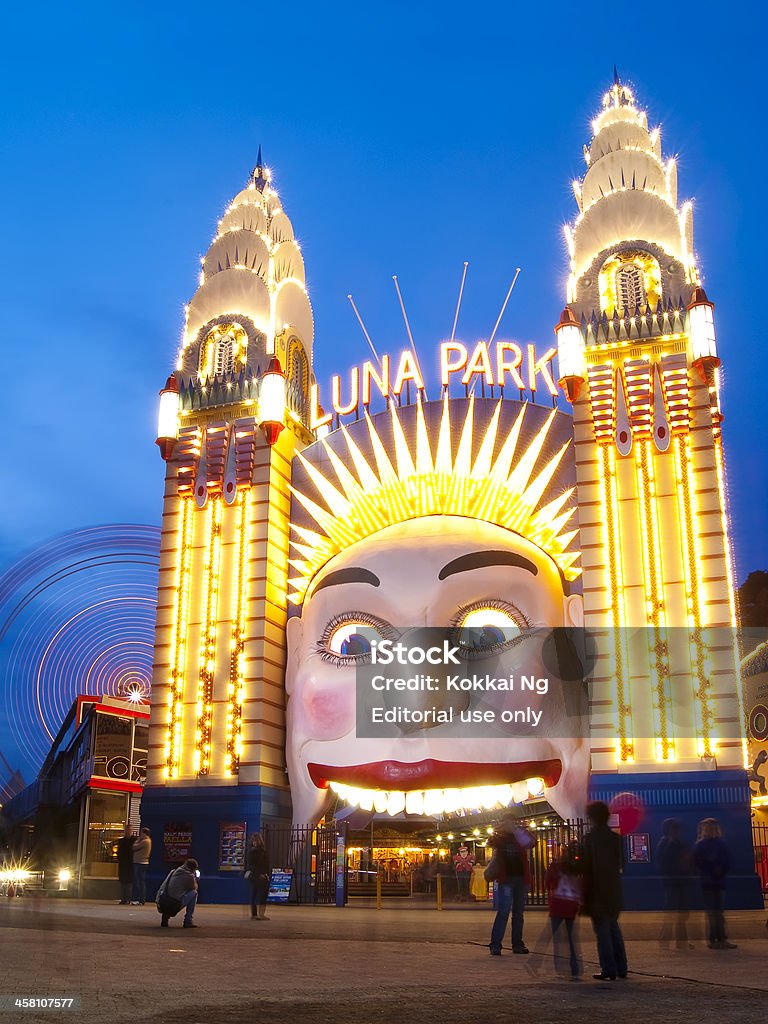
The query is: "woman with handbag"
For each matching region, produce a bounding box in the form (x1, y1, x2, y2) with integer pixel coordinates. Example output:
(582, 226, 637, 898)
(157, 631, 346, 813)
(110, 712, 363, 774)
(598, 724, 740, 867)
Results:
(245, 833, 271, 920)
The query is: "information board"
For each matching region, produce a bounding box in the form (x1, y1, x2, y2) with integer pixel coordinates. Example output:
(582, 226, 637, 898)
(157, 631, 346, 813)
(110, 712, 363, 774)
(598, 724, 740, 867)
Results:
(218, 821, 247, 872)
(267, 868, 293, 904)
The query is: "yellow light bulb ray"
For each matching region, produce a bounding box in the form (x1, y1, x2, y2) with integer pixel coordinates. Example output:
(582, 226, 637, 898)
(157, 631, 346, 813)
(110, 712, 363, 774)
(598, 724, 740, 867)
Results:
(529, 488, 576, 532)
(472, 400, 503, 479)
(294, 451, 352, 521)
(287, 399, 581, 605)
(345, 421, 386, 492)
(434, 394, 453, 475)
(414, 395, 433, 477)
(389, 401, 417, 480)
(488, 405, 527, 483)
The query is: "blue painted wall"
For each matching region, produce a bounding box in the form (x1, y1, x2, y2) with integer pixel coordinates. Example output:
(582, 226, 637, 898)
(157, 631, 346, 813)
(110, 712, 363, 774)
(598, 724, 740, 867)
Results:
(589, 768, 763, 909)
(139, 783, 291, 904)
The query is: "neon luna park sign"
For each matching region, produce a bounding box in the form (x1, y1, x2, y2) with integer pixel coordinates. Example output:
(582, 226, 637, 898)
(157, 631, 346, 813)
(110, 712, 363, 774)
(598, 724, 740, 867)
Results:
(309, 340, 559, 430)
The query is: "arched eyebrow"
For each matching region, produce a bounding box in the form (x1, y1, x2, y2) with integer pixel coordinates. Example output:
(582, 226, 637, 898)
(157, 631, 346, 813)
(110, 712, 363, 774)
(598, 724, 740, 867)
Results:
(311, 567, 381, 596)
(438, 551, 538, 580)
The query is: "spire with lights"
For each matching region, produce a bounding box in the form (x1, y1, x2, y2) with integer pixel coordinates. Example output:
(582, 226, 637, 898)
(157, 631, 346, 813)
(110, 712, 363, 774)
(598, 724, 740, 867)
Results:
(556, 73, 739, 782)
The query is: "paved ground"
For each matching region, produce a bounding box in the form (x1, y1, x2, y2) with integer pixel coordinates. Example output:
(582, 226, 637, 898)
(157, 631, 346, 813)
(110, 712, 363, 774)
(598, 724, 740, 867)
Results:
(1, 898, 766, 1024)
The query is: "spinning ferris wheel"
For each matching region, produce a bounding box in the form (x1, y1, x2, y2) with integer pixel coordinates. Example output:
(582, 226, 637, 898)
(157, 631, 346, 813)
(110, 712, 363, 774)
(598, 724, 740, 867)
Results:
(0, 524, 160, 785)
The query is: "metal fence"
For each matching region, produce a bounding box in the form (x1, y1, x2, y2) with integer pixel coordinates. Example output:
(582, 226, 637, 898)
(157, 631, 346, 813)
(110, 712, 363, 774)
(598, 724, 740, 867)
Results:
(526, 818, 586, 905)
(753, 820, 768, 894)
(262, 822, 341, 904)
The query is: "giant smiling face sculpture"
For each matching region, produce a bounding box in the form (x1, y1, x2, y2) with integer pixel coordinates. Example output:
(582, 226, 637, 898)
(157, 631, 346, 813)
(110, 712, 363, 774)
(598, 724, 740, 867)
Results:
(285, 399, 587, 826)
(286, 515, 588, 824)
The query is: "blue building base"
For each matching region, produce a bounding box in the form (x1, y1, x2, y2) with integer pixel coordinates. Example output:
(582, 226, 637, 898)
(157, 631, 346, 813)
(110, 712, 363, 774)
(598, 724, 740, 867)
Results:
(139, 783, 292, 904)
(589, 768, 762, 910)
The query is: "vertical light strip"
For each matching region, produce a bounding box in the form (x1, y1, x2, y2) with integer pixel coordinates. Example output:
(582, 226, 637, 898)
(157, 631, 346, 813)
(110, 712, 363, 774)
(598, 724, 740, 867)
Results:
(675, 433, 712, 756)
(713, 435, 747, 767)
(226, 489, 249, 775)
(600, 444, 633, 761)
(636, 440, 673, 760)
(195, 497, 223, 776)
(165, 496, 193, 779)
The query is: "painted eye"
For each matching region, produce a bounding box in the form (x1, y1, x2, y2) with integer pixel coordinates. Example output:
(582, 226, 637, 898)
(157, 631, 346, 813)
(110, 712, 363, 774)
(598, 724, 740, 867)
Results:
(328, 623, 375, 658)
(453, 603, 528, 657)
(319, 613, 395, 666)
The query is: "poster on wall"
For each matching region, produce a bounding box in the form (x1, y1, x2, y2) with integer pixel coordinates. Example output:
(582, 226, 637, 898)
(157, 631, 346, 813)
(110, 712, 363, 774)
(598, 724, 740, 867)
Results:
(163, 823, 193, 863)
(628, 833, 651, 863)
(267, 868, 293, 903)
(218, 821, 247, 872)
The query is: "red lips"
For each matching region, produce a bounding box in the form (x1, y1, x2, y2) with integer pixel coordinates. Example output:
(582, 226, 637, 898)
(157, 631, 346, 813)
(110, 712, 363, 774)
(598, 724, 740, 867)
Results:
(308, 758, 562, 790)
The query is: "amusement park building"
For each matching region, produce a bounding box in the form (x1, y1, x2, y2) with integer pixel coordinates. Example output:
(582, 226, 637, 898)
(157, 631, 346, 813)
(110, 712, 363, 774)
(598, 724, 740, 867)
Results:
(138, 79, 761, 906)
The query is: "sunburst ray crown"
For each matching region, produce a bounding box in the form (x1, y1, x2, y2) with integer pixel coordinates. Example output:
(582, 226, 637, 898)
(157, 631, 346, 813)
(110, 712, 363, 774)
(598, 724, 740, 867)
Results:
(288, 397, 581, 605)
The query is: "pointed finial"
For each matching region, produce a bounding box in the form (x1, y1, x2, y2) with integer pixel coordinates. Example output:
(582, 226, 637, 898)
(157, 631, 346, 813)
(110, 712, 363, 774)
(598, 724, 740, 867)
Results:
(613, 65, 620, 86)
(250, 145, 268, 192)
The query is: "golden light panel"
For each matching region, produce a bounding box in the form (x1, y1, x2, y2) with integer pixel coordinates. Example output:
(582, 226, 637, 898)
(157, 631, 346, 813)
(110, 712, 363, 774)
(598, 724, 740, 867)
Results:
(287, 397, 581, 606)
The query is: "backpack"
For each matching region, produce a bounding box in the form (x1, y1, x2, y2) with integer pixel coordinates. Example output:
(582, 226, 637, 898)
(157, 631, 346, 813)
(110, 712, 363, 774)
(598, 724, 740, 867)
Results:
(155, 869, 183, 917)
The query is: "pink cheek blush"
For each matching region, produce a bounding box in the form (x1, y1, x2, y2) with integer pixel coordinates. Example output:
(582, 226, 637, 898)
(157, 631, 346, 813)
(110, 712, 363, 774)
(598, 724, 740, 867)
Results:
(300, 674, 356, 739)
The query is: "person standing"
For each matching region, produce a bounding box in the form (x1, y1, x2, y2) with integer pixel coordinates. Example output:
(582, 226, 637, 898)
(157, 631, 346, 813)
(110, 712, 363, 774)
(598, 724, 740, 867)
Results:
(131, 827, 151, 905)
(245, 833, 271, 920)
(581, 801, 627, 981)
(692, 818, 737, 950)
(657, 818, 693, 949)
(487, 816, 534, 955)
(116, 825, 134, 905)
(544, 844, 582, 978)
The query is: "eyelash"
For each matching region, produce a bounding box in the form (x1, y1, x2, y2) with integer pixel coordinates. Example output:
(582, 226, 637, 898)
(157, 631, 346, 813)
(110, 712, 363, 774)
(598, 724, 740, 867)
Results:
(449, 599, 533, 659)
(314, 612, 397, 667)
(450, 598, 532, 632)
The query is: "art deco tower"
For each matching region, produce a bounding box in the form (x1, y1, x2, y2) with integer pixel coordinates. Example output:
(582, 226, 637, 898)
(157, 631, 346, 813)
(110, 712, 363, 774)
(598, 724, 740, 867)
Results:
(142, 157, 314, 886)
(556, 75, 746, 784)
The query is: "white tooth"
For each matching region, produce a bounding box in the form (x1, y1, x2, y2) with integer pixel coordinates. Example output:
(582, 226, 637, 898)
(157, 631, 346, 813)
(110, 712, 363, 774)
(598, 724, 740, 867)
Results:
(527, 777, 545, 798)
(329, 781, 341, 794)
(511, 781, 529, 803)
(497, 785, 513, 807)
(461, 787, 479, 809)
(386, 791, 405, 816)
(405, 791, 424, 815)
(480, 787, 500, 810)
(424, 789, 443, 816)
(358, 790, 374, 812)
(443, 789, 461, 813)
(373, 791, 388, 814)
(346, 788, 362, 808)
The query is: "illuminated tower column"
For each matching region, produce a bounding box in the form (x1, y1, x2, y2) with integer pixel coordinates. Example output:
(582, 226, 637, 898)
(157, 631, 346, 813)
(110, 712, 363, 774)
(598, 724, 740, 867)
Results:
(144, 157, 315, 899)
(557, 75, 758, 906)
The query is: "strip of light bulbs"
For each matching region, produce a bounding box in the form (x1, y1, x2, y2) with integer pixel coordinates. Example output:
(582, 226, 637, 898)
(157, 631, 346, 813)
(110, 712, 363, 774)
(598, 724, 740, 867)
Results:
(328, 779, 546, 816)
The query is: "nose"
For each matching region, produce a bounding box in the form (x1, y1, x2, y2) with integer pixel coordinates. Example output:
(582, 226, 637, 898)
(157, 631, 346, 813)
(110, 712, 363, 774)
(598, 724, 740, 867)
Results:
(381, 627, 470, 732)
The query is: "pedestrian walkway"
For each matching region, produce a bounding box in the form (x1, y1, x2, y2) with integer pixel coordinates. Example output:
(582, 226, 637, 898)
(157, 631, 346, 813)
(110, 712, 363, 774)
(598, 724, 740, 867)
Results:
(1, 900, 766, 1024)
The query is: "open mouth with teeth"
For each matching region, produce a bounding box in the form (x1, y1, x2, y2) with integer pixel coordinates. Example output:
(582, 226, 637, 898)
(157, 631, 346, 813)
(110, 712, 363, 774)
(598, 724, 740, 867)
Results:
(309, 758, 561, 817)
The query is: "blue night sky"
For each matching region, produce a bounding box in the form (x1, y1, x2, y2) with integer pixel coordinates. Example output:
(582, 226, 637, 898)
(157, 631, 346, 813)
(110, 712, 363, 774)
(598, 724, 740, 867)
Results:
(0, 0, 766, 583)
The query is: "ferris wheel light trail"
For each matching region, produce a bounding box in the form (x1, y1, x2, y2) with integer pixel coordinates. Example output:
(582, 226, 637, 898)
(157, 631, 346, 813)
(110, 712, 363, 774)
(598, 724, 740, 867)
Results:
(0, 525, 160, 779)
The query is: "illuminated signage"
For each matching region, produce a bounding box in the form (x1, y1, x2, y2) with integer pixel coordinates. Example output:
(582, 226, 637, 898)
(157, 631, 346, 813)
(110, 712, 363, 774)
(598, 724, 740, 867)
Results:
(310, 341, 559, 429)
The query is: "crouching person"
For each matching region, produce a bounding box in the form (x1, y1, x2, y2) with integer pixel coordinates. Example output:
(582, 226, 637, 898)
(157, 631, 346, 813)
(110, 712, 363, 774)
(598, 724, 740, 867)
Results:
(157, 858, 199, 929)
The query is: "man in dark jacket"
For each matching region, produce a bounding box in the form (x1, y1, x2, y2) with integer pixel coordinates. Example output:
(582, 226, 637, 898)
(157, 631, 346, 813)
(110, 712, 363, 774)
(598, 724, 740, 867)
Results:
(115, 825, 134, 905)
(581, 801, 627, 980)
(488, 816, 534, 955)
